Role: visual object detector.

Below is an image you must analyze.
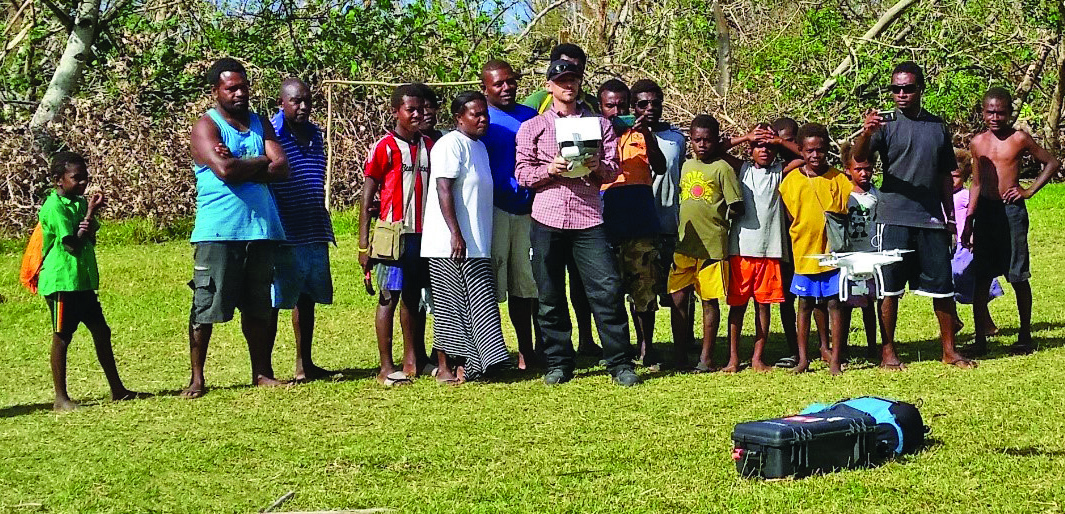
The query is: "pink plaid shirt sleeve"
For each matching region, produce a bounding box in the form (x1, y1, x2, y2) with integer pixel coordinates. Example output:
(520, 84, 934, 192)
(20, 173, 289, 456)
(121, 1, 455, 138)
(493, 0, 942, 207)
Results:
(514, 108, 618, 230)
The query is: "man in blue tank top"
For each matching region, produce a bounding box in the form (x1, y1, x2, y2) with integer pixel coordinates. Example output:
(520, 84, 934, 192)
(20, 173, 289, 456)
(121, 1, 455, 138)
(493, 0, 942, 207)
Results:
(183, 58, 290, 398)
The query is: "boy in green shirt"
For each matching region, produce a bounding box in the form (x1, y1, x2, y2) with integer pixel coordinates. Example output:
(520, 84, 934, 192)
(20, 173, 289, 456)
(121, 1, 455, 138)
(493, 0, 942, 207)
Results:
(667, 115, 744, 371)
(38, 152, 143, 410)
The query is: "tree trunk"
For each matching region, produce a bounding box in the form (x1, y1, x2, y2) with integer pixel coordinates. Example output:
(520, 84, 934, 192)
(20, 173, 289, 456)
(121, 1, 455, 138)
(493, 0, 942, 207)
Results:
(713, 0, 730, 96)
(1013, 33, 1057, 124)
(28, 0, 101, 149)
(1046, 38, 1065, 154)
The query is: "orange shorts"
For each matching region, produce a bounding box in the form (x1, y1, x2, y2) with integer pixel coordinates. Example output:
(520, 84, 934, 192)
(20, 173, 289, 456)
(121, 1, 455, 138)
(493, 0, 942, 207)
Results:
(727, 256, 785, 306)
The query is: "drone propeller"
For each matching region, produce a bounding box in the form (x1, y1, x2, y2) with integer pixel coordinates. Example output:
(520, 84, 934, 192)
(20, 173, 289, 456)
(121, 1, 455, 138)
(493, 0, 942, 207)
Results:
(806, 252, 855, 260)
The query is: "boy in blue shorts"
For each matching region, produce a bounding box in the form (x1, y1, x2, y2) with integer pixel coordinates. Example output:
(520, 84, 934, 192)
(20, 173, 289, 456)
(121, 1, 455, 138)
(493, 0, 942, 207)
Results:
(38, 152, 145, 410)
(779, 124, 853, 375)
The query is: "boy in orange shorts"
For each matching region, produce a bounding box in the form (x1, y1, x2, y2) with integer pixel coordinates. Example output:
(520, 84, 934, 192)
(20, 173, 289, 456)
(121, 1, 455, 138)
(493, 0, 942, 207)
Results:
(722, 124, 803, 372)
(668, 115, 743, 371)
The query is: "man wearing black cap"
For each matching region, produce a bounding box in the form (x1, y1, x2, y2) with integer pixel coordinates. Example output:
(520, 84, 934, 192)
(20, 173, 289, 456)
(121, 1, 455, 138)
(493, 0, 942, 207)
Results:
(515, 60, 640, 387)
(522, 43, 600, 114)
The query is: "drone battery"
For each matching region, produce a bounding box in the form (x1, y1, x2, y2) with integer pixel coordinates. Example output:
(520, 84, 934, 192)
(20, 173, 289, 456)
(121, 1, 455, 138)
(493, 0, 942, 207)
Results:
(731, 414, 877, 478)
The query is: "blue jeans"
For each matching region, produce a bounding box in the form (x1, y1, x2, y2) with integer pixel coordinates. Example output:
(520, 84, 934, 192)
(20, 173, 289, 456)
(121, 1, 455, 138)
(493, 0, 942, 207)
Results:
(530, 221, 635, 374)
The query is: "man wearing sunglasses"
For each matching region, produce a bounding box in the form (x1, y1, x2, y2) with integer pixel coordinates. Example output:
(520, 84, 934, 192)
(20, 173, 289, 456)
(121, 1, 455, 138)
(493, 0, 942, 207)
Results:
(599, 79, 668, 369)
(853, 61, 975, 370)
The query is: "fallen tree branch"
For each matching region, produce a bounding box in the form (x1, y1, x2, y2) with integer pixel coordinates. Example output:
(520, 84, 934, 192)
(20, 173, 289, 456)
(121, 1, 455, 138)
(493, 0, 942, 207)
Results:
(2, 0, 33, 37)
(505, 0, 568, 51)
(261, 490, 296, 512)
(37, 0, 73, 31)
(813, 0, 918, 97)
(1013, 32, 1057, 122)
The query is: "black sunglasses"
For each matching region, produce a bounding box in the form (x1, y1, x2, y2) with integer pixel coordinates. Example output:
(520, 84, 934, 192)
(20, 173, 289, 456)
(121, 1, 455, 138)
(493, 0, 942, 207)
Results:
(636, 99, 663, 109)
(889, 84, 919, 94)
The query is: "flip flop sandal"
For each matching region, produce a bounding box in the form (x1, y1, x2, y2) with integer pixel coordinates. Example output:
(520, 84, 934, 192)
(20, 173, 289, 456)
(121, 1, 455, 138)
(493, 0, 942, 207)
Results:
(421, 362, 440, 377)
(774, 356, 799, 368)
(380, 371, 412, 387)
(692, 362, 713, 374)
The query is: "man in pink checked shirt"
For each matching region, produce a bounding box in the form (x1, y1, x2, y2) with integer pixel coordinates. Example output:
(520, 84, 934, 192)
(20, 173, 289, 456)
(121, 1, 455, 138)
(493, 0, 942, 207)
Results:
(515, 60, 641, 387)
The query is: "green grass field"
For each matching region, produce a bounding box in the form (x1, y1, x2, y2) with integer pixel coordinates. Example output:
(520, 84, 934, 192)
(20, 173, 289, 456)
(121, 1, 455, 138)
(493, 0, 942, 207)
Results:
(1, 186, 1064, 513)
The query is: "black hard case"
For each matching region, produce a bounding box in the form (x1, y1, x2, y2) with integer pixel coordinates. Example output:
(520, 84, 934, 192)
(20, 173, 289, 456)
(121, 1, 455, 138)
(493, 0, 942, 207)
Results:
(731, 414, 877, 478)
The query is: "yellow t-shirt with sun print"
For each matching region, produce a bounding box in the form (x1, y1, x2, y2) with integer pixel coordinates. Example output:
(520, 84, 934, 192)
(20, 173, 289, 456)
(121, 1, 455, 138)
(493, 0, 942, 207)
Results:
(675, 158, 743, 260)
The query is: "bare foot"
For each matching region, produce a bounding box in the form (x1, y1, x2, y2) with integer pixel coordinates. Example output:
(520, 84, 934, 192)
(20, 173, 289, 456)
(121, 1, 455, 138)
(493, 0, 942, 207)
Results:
(829, 360, 843, 376)
(720, 361, 740, 373)
(294, 364, 337, 382)
(1009, 333, 1035, 355)
(819, 346, 831, 364)
(53, 398, 76, 411)
(112, 390, 151, 401)
(750, 360, 773, 372)
(252, 375, 288, 387)
(984, 321, 1000, 337)
(942, 355, 977, 369)
(790, 359, 810, 373)
(436, 365, 458, 383)
(180, 382, 206, 399)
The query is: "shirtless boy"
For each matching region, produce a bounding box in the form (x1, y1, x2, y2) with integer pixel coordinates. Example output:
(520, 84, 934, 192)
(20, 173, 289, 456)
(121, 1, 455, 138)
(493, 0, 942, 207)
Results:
(963, 87, 1060, 355)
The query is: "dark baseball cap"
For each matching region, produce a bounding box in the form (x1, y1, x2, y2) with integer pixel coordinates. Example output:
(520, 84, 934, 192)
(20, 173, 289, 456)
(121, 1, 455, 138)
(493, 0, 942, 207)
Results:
(546, 60, 582, 81)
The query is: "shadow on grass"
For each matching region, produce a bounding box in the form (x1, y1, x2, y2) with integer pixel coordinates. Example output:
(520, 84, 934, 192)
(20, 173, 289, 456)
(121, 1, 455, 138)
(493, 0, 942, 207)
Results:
(995, 446, 1065, 457)
(893, 321, 1065, 363)
(0, 402, 56, 418)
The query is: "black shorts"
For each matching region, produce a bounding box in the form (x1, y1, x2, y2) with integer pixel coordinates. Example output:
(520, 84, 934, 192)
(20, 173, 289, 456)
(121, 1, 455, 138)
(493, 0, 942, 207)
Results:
(189, 241, 276, 325)
(46, 291, 106, 337)
(973, 199, 1030, 283)
(876, 224, 954, 298)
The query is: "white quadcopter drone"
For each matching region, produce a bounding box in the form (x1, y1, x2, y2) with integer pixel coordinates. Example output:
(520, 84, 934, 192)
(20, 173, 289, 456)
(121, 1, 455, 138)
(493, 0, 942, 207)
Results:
(806, 249, 913, 301)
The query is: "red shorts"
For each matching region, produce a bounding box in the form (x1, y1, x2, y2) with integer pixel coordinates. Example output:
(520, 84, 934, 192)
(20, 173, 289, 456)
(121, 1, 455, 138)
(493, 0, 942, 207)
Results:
(727, 256, 785, 306)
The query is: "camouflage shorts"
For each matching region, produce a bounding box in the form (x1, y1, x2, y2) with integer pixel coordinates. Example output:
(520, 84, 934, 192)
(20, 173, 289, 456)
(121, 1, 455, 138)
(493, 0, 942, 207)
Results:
(615, 237, 659, 313)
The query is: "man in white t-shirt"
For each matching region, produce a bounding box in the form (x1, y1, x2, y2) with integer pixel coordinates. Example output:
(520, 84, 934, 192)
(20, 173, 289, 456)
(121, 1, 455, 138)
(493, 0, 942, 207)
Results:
(421, 91, 510, 383)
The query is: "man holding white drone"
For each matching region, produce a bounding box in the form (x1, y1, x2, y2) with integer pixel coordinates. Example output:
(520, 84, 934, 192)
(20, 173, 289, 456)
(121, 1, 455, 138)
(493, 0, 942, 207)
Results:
(515, 60, 641, 387)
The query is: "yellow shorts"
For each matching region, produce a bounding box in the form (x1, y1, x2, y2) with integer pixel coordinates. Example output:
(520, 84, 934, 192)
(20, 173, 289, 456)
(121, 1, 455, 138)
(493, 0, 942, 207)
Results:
(667, 253, 729, 301)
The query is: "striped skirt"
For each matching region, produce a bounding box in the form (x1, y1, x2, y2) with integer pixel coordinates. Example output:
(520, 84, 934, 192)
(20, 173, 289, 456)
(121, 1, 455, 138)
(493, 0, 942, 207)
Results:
(428, 258, 510, 380)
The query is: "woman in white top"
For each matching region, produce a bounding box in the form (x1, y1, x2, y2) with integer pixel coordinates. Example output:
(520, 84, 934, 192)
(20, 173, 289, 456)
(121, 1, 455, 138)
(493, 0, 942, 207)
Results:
(421, 91, 510, 383)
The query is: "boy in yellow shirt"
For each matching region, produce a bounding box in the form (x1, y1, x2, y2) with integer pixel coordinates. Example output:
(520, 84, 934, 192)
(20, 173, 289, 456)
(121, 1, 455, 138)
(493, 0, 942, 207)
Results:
(779, 124, 853, 375)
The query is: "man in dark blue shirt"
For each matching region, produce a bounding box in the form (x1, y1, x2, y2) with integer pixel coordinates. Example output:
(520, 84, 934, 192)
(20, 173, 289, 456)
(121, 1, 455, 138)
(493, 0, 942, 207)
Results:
(853, 61, 974, 371)
(268, 77, 337, 382)
(481, 59, 540, 370)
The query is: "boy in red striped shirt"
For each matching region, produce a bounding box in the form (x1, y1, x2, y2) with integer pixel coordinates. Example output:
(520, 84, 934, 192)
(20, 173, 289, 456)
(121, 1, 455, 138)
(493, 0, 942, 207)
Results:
(358, 84, 435, 386)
